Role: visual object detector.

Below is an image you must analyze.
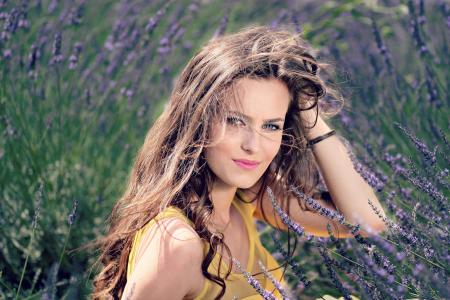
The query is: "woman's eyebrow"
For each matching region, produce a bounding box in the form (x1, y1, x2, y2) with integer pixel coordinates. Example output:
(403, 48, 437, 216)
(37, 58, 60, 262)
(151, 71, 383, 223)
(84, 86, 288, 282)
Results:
(229, 110, 284, 122)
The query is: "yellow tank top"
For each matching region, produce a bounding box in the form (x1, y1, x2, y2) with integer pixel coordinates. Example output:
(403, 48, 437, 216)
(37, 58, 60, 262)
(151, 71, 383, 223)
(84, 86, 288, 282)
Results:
(126, 189, 288, 299)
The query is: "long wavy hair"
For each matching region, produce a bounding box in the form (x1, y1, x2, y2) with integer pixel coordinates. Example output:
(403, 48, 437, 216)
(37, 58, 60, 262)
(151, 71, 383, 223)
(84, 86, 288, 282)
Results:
(87, 24, 344, 299)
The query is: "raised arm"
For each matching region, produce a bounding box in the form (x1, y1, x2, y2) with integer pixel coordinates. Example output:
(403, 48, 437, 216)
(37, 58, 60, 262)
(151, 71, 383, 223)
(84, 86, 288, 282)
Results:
(122, 217, 205, 300)
(299, 110, 387, 234)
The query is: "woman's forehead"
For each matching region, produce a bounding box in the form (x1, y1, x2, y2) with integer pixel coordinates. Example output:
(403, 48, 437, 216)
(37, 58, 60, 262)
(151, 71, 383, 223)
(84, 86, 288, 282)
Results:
(226, 77, 290, 118)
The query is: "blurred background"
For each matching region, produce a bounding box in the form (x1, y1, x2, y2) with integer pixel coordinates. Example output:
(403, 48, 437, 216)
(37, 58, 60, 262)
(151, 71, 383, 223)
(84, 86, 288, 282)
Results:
(0, 0, 448, 299)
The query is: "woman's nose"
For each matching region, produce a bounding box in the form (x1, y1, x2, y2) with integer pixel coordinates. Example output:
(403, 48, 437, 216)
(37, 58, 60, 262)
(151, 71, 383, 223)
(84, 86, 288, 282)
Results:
(241, 126, 261, 153)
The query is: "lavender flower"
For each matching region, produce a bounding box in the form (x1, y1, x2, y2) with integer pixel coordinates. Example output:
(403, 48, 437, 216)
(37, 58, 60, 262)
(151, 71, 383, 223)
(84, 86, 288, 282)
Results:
(400, 158, 448, 211)
(424, 65, 440, 106)
(27, 43, 40, 73)
(367, 197, 419, 246)
(270, 9, 288, 29)
(68, 198, 78, 226)
(145, 3, 169, 35)
(257, 260, 292, 300)
(232, 258, 276, 300)
(394, 122, 437, 166)
(66, 4, 83, 26)
(18, 2, 30, 30)
(32, 183, 44, 230)
(266, 187, 305, 237)
(68, 42, 83, 70)
(407, 0, 429, 57)
(288, 185, 346, 225)
(47, 0, 58, 14)
(3, 48, 12, 60)
(341, 136, 386, 192)
(290, 13, 302, 34)
(212, 15, 229, 39)
(371, 17, 394, 74)
(50, 32, 63, 65)
(357, 250, 404, 298)
(1, 8, 20, 41)
(316, 242, 353, 300)
(418, 0, 426, 25)
(382, 152, 408, 176)
(438, 1, 450, 29)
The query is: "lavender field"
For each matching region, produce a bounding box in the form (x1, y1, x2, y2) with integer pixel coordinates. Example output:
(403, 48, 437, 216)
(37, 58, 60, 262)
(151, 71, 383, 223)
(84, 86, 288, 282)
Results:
(0, 0, 449, 299)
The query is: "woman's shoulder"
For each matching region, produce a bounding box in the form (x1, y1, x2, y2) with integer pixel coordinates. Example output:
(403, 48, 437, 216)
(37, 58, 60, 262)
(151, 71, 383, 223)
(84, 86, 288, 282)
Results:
(139, 214, 204, 262)
(125, 212, 205, 299)
(133, 206, 203, 265)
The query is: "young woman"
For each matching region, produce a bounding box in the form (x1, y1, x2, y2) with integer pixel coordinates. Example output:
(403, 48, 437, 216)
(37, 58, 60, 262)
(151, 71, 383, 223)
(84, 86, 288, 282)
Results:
(91, 25, 387, 300)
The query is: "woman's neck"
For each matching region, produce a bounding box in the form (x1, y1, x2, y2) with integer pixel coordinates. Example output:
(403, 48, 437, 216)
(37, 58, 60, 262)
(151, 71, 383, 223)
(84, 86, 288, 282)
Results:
(208, 179, 237, 227)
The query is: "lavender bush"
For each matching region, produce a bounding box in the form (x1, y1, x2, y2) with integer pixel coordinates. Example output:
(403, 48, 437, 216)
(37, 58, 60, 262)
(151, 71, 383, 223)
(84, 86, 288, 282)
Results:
(0, 0, 448, 299)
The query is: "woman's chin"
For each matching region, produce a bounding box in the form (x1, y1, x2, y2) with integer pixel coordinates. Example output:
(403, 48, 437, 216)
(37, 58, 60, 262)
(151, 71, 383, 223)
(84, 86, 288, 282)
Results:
(235, 179, 260, 190)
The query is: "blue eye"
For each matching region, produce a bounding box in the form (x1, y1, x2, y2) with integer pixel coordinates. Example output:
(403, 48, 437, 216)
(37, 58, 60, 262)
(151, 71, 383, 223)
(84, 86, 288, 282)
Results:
(263, 124, 281, 131)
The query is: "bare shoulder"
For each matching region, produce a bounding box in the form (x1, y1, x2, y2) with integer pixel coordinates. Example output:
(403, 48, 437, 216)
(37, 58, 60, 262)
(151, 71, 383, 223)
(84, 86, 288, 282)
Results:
(122, 217, 205, 300)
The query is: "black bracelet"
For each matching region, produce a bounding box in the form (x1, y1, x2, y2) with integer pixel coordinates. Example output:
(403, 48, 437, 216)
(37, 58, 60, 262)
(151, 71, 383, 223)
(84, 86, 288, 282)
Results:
(307, 130, 336, 148)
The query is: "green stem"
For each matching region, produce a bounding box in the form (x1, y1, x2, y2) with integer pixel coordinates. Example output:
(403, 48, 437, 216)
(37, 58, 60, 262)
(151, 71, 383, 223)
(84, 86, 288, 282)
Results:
(57, 224, 72, 275)
(15, 228, 36, 299)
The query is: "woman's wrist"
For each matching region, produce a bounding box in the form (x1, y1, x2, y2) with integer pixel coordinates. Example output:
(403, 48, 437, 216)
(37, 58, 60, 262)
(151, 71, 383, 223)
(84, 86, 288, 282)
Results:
(301, 112, 333, 140)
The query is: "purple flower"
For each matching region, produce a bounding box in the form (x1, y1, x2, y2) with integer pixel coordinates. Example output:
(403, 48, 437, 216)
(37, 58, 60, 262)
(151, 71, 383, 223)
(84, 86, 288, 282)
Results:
(1, 8, 20, 41)
(257, 260, 291, 300)
(68, 198, 78, 226)
(48, 0, 58, 13)
(394, 122, 437, 165)
(145, 3, 169, 34)
(232, 258, 276, 300)
(66, 4, 83, 26)
(212, 15, 228, 39)
(341, 136, 386, 192)
(371, 17, 394, 74)
(317, 242, 352, 300)
(32, 183, 44, 230)
(413, 263, 424, 276)
(266, 187, 305, 237)
(288, 185, 346, 225)
(3, 48, 12, 59)
(50, 32, 63, 65)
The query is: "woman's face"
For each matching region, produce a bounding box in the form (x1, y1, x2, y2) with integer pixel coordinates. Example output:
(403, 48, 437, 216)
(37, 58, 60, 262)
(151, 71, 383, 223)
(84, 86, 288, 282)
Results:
(204, 77, 291, 189)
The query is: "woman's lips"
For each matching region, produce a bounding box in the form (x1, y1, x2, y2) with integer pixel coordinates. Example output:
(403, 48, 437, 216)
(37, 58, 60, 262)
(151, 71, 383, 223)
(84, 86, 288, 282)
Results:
(233, 159, 260, 170)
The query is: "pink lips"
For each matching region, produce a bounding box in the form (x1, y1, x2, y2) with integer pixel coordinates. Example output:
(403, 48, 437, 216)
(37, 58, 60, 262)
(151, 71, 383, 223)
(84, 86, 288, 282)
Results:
(233, 159, 260, 170)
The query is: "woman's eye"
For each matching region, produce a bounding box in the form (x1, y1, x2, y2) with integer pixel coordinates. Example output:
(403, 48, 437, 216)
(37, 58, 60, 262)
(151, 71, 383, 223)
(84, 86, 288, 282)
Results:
(263, 124, 281, 131)
(226, 116, 245, 126)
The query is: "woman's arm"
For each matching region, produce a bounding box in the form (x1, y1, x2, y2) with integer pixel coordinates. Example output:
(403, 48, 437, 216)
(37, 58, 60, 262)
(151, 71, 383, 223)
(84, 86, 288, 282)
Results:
(300, 110, 387, 233)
